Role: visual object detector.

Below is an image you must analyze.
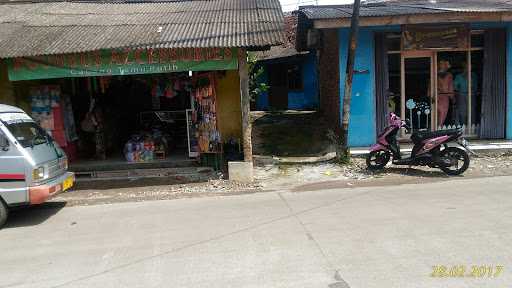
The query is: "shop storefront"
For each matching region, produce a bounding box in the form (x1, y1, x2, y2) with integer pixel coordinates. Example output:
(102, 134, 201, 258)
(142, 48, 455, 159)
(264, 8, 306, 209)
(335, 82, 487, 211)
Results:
(378, 24, 504, 139)
(0, 0, 285, 183)
(296, 1, 512, 147)
(3, 47, 244, 170)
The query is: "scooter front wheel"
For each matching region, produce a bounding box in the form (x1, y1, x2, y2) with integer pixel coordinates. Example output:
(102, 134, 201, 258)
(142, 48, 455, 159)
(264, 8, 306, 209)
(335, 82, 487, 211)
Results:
(0, 199, 8, 229)
(366, 150, 390, 170)
(439, 147, 470, 176)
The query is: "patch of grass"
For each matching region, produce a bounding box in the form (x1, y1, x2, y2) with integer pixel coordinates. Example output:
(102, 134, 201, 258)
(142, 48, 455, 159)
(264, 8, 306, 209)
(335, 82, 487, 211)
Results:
(334, 153, 351, 165)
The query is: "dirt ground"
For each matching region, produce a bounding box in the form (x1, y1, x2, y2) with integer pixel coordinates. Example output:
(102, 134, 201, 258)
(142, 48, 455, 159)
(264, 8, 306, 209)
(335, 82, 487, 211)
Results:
(251, 111, 334, 157)
(49, 151, 512, 207)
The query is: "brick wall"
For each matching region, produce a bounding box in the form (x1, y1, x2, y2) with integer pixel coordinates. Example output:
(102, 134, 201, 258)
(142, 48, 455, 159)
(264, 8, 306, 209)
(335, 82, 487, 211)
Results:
(318, 29, 340, 131)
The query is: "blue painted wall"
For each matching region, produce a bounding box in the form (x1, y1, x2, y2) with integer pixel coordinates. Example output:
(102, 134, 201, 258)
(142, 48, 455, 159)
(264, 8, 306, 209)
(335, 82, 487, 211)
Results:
(302, 52, 320, 109)
(255, 52, 319, 111)
(338, 28, 377, 147)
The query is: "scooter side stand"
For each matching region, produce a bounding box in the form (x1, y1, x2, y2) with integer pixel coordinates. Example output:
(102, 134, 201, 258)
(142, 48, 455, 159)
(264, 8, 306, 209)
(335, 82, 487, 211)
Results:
(457, 139, 479, 157)
(457, 145, 479, 158)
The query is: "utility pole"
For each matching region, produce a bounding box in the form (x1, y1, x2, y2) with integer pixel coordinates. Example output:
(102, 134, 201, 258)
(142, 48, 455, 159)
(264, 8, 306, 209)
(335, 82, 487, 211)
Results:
(339, 0, 361, 160)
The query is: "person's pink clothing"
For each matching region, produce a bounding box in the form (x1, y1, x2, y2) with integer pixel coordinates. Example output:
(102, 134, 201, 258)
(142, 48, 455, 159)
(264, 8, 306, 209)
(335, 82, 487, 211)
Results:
(437, 73, 454, 126)
(437, 93, 450, 126)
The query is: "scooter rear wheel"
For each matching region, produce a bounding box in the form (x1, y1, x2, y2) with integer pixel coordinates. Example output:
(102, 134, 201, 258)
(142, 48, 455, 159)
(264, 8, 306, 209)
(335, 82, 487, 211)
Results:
(439, 147, 470, 176)
(366, 150, 390, 170)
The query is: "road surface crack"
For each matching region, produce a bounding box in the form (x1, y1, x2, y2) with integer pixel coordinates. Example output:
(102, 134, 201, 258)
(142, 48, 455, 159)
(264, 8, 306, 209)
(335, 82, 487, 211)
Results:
(48, 190, 372, 288)
(277, 192, 346, 285)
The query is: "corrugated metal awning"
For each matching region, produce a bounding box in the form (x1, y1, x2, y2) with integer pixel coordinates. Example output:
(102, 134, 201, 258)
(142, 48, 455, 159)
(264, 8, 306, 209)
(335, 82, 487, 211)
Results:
(0, 0, 286, 58)
(299, 0, 512, 20)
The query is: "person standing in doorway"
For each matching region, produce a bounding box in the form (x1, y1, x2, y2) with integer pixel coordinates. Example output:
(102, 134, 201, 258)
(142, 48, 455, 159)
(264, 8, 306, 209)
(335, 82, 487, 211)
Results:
(80, 98, 106, 160)
(454, 61, 478, 126)
(437, 59, 455, 127)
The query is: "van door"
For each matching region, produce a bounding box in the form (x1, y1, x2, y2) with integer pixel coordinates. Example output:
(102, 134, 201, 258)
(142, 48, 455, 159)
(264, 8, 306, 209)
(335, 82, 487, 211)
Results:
(0, 127, 28, 205)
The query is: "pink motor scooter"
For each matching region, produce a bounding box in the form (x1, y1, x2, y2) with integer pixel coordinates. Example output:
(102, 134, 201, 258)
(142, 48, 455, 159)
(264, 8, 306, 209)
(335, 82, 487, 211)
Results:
(367, 113, 472, 175)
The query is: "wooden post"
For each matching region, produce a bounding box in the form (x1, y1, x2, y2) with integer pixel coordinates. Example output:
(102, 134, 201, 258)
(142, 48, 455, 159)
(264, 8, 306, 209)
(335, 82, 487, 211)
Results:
(238, 48, 253, 162)
(340, 0, 361, 158)
(467, 49, 472, 132)
(400, 54, 405, 136)
(433, 52, 438, 129)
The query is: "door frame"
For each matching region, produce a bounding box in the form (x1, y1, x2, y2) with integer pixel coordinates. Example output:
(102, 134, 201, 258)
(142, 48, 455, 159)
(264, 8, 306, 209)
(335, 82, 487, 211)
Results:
(400, 50, 437, 136)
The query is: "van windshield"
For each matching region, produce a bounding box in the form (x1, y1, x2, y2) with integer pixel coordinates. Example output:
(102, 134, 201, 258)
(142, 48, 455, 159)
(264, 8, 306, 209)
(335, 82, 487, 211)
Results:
(6, 121, 48, 148)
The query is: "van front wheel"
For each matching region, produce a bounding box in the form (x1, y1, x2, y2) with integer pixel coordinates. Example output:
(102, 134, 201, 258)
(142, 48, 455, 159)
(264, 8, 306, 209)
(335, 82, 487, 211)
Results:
(0, 200, 8, 229)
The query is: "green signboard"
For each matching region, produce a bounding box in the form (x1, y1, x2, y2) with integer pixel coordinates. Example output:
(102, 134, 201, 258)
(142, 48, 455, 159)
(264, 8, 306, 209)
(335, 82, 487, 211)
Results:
(7, 47, 238, 81)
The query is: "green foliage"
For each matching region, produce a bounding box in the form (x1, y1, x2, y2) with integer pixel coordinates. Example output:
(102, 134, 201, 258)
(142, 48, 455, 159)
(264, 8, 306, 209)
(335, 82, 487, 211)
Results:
(248, 52, 269, 102)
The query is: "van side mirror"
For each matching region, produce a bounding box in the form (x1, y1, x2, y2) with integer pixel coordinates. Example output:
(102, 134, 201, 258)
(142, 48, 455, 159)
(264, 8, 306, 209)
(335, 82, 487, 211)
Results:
(0, 133, 9, 151)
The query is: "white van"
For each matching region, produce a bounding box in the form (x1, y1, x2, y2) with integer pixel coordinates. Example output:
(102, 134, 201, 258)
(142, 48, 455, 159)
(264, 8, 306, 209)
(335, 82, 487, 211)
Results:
(0, 104, 74, 228)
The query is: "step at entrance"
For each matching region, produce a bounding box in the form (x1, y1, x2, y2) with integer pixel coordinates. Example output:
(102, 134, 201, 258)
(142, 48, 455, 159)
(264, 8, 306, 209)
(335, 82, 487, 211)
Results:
(75, 167, 216, 182)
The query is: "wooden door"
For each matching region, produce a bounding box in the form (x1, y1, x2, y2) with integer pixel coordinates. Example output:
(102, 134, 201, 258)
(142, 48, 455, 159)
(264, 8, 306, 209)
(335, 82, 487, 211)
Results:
(401, 51, 436, 135)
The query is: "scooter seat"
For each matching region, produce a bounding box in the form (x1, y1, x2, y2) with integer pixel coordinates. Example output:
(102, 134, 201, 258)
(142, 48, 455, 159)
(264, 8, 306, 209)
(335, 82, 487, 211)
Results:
(411, 128, 462, 143)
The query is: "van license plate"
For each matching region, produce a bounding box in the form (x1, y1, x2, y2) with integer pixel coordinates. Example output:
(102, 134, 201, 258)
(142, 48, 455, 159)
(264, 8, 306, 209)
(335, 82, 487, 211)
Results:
(63, 176, 74, 191)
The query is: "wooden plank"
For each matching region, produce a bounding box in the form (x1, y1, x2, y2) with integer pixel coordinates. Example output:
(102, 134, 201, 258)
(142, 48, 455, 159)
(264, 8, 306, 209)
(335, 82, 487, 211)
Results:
(467, 28, 472, 130)
(402, 50, 435, 58)
(238, 49, 253, 162)
(400, 53, 405, 137)
(432, 52, 438, 130)
(313, 12, 512, 29)
(402, 24, 469, 50)
(401, 52, 436, 135)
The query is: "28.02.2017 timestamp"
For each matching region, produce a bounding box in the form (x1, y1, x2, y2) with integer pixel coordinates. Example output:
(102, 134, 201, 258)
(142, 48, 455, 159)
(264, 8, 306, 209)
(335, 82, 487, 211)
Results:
(430, 265, 504, 278)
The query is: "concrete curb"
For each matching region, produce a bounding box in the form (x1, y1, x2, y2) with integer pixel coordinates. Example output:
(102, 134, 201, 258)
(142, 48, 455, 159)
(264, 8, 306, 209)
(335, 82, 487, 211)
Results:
(253, 153, 337, 166)
(254, 141, 512, 165)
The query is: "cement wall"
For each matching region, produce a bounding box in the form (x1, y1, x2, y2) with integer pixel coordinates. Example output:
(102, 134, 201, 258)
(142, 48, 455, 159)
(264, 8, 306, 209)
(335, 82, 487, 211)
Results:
(216, 70, 243, 142)
(318, 29, 340, 132)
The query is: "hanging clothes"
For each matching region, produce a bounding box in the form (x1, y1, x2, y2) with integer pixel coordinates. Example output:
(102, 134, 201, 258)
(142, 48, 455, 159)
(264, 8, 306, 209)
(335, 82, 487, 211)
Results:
(480, 29, 506, 139)
(375, 33, 389, 134)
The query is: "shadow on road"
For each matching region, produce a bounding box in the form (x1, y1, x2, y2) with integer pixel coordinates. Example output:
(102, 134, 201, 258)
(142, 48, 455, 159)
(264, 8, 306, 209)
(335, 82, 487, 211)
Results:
(370, 167, 452, 178)
(4, 202, 66, 229)
(73, 177, 206, 191)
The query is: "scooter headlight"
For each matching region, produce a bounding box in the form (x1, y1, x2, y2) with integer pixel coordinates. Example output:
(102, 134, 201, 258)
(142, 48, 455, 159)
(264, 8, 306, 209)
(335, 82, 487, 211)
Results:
(32, 167, 46, 181)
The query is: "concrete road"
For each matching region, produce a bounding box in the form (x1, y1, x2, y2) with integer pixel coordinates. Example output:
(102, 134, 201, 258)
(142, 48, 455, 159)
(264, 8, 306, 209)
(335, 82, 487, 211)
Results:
(1, 176, 511, 288)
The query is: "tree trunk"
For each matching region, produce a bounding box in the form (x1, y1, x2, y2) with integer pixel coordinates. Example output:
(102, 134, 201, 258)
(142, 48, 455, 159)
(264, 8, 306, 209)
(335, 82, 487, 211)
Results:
(238, 49, 253, 162)
(340, 0, 361, 159)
